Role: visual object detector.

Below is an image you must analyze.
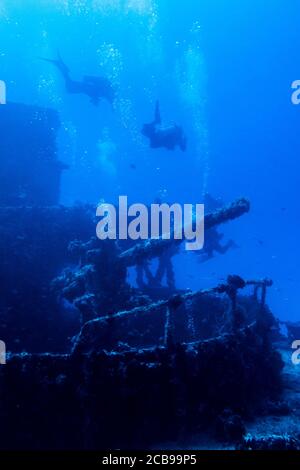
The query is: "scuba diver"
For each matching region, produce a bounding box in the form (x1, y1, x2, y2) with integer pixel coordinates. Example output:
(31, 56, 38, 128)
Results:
(40, 52, 115, 105)
(199, 229, 237, 262)
(197, 193, 238, 262)
(142, 101, 187, 152)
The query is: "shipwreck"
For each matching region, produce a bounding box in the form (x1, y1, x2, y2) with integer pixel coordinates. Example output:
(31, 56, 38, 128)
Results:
(0, 102, 295, 450)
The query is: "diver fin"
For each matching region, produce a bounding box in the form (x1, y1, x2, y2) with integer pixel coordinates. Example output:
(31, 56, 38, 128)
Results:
(39, 52, 70, 78)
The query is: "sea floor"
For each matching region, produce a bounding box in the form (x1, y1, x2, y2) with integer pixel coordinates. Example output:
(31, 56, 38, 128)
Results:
(245, 346, 300, 440)
(154, 344, 300, 450)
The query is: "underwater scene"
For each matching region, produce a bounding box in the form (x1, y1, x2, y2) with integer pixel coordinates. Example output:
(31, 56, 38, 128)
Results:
(0, 0, 300, 458)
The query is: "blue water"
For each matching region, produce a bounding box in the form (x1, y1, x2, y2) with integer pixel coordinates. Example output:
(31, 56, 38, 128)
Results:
(1, 0, 299, 320)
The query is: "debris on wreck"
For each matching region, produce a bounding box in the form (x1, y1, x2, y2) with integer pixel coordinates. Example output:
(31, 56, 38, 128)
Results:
(71, 275, 277, 353)
(52, 237, 134, 324)
(239, 434, 300, 451)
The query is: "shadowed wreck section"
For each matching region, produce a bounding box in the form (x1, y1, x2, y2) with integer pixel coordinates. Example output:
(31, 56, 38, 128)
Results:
(0, 319, 283, 449)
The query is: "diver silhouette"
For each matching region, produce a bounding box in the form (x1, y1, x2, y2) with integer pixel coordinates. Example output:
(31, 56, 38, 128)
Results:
(142, 101, 187, 152)
(197, 193, 238, 262)
(40, 52, 115, 106)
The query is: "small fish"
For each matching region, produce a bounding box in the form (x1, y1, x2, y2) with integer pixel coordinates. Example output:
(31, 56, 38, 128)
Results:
(252, 237, 264, 246)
